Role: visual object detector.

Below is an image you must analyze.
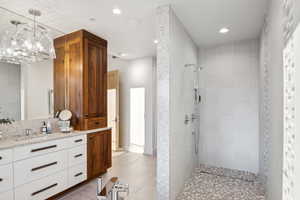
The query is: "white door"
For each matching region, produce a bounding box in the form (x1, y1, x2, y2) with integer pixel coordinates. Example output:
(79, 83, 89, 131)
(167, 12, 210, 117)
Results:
(130, 88, 145, 153)
(108, 89, 117, 151)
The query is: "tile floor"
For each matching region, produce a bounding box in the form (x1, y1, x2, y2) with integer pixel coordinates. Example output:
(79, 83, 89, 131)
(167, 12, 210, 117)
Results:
(177, 165, 266, 200)
(58, 152, 156, 200)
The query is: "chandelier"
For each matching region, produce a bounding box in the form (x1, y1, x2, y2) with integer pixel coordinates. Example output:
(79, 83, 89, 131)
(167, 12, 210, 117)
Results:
(0, 9, 56, 64)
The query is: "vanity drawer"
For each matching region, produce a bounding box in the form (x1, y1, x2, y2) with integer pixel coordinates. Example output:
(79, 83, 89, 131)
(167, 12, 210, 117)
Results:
(68, 163, 87, 187)
(84, 117, 107, 130)
(0, 190, 13, 200)
(14, 138, 69, 161)
(68, 135, 87, 147)
(68, 144, 87, 167)
(0, 164, 13, 193)
(14, 150, 68, 187)
(14, 170, 67, 200)
(0, 149, 13, 166)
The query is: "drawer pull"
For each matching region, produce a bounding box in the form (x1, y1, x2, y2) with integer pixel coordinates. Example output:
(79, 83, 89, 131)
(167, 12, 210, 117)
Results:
(74, 172, 83, 177)
(74, 154, 83, 158)
(74, 139, 83, 143)
(31, 145, 57, 152)
(94, 122, 100, 125)
(31, 183, 58, 196)
(31, 161, 58, 172)
(0, 178, 2, 182)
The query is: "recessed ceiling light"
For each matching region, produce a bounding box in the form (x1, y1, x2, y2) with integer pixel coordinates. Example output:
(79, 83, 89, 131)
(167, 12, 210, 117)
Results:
(219, 27, 230, 34)
(112, 8, 122, 15)
(89, 18, 96, 22)
(153, 39, 159, 44)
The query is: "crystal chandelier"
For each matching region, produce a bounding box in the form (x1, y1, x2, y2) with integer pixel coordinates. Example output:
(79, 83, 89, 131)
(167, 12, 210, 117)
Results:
(0, 9, 56, 64)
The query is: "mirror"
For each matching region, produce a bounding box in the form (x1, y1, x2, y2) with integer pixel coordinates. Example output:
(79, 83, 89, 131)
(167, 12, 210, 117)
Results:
(0, 60, 54, 122)
(0, 7, 64, 122)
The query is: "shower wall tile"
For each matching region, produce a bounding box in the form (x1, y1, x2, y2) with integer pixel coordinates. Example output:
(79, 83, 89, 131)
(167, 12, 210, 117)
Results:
(198, 39, 260, 174)
(156, 5, 171, 200)
(156, 4, 199, 200)
(258, 0, 300, 199)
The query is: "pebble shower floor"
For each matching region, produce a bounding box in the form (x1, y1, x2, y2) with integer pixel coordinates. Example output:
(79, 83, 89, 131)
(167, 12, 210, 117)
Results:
(177, 165, 266, 200)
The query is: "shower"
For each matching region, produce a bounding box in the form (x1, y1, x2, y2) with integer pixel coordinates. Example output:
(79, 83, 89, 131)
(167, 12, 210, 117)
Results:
(184, 63, 202, 154)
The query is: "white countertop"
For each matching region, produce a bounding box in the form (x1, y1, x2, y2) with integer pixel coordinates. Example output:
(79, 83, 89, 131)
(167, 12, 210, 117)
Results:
(0, 127, 112, 150)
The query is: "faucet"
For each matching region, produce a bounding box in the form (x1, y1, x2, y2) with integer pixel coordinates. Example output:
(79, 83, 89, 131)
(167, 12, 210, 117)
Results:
(97, 177, 129, 200)
(25, 128, 33, 136)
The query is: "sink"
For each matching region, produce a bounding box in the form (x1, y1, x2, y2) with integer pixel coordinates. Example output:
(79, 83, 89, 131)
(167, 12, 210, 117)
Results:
(14, 133, 47, 142)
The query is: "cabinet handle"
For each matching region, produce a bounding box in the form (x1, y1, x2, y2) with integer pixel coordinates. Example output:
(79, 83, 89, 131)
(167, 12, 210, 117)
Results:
(74, 172, 83, 177)
(74, 154, 83, 158)
(31, 162, 58, 172)
(0, 178, 3, 182)
(94, 122, 100, 125)
(31, 145, 57, 152)
(0, 156, 2, 160)
(74, 139, 83, 143)
(31, 183, 58, 196)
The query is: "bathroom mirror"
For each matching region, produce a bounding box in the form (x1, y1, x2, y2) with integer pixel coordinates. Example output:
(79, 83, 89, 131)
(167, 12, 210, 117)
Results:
(0, 60, 55, 121)
(0, 7, 64, 122)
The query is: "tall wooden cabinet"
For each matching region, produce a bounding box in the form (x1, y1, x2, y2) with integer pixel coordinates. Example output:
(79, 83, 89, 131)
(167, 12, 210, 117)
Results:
(54, 30, 107, 130)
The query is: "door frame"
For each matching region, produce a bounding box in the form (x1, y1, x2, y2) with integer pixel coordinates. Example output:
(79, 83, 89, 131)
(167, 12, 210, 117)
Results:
(107, 70, 120, 151)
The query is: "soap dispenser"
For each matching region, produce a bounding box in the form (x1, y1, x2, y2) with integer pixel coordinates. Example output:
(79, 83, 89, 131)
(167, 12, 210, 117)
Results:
(46, 119, 52, 134)
(41, 121, 47, 134)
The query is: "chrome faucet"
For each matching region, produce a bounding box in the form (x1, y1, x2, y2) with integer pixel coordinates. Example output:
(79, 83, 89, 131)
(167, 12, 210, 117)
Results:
(97, 177, 129, 200)
(25, 128, 33, 136)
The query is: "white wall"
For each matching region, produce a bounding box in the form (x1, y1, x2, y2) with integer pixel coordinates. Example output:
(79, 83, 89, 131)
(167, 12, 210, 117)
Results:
(156, 5, 199, 200)
(0, 62, 21, 121)
(259, 1, 300, 200)
(21, 60, 53, 120)
(294, 23, 300, 200)
(169, 8, 199, 200)
(108, 56, 156, 155)
(198, 39, 260, 173)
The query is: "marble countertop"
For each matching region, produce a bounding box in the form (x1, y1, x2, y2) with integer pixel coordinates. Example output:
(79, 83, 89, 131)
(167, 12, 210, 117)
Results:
(0, 127, 112, 150)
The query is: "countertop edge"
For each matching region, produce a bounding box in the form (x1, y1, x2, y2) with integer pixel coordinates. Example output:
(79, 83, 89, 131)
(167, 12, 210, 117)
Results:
(0, 127, 112, 150)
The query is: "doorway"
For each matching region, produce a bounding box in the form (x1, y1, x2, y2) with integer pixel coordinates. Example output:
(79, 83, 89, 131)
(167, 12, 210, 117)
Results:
(107, 70, 120, 151)
(129, 87, 146, 153)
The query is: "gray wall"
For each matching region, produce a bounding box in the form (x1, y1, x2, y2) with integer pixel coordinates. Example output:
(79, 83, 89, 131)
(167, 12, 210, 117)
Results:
(108, 56, 156, 155)
(0, 62, 21, 121)
(198, 39, 260, 173)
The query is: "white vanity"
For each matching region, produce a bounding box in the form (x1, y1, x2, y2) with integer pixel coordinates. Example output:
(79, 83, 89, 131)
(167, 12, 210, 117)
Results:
(0, 127, 111, 200)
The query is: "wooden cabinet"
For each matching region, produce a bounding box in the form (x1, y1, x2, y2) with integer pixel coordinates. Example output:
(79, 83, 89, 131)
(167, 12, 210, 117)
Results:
(87, 130, 112, 179)
(54, 30, 107, 130)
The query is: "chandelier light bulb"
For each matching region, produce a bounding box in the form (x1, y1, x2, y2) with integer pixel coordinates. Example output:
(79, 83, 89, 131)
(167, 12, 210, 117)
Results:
(0, 9, 56, 64)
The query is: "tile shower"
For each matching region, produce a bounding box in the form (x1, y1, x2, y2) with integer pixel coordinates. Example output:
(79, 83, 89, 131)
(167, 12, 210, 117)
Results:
(156, 5, 263, 199)
(155, 2, 300, 199)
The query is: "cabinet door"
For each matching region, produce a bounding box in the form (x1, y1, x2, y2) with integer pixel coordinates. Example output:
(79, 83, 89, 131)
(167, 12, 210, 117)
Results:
(67, 37, 83, 126)
(54, 42, 66, 114)
(87, 130, 112, 179)
(87, 132, 106, 179)
(84, 39, 107, 119)
(105, 130, 112, 169)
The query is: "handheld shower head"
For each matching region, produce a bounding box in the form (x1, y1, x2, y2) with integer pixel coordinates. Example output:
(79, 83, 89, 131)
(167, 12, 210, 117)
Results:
(184, 64, 202, 72)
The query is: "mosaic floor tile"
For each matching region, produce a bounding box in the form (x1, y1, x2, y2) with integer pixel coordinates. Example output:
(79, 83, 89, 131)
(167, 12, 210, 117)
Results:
(177, 165, 266, 200)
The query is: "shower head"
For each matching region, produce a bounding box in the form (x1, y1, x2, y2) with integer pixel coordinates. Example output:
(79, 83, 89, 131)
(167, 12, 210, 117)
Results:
(184, 64, 203, 71)
(184, 64, 196, 68)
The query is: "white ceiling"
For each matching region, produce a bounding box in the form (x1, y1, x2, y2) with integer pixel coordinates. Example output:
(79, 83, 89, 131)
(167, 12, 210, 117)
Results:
(0, 0, 268, 59)
(170, 0, 269, 47)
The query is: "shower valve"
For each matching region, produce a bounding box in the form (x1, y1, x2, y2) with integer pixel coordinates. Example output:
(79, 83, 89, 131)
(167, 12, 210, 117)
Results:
(184, 115, 190, 125)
